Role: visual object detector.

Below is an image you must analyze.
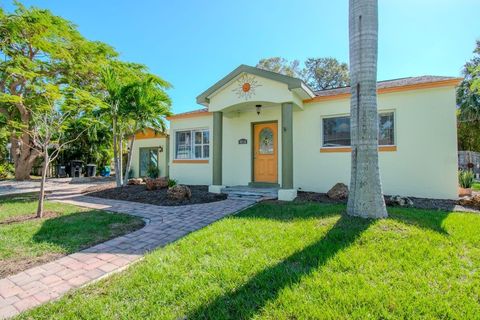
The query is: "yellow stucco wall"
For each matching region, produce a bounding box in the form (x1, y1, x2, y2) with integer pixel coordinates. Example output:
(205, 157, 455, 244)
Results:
(130, 137, 168, 178)
(208, 73, 302, 112)
(295, 86, 458, 199)
(169, 115, 213, 185)
(223, 107, 283, 186)
(169, 85, 457, 199)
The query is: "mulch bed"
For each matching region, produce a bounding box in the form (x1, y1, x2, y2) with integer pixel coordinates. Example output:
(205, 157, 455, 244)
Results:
(0, 211, 60, 225)
(295, 191, 478, 212)
(87, 184, 227, 206)
(0, 253, 64, 279)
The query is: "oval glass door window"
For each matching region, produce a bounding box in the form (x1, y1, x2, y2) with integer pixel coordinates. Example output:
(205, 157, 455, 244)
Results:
(259, 128, 274, 154)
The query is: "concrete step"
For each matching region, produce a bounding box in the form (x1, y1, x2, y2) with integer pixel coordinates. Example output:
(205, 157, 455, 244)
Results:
(221, 186, 278, 202)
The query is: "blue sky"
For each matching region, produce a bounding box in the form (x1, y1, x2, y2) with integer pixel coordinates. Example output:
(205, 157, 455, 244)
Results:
(2, 0, 479, 114)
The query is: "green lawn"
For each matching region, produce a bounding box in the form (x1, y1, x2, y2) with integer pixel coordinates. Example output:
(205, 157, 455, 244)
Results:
(18, 202, 480, 319)
(0, 193, 144, 277)
(473, 181, 480, 191)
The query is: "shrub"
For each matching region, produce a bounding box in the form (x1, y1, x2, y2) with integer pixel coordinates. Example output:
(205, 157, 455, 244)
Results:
(146, 164, 160, 179)
(167, 178, 177, 188)
(0, 163, 14, 179)
(459, 169, 475, 188)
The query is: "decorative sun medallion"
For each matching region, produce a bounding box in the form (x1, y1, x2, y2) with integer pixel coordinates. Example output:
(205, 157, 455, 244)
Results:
(232, 74, 261, 100)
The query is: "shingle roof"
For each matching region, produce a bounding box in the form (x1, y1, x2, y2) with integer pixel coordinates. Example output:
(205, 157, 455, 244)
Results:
(166, 108, 209, 118)
(313, 76, 459, 97)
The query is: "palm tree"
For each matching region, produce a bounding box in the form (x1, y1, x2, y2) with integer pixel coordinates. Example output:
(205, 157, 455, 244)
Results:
(101, 62, 171, 187)
(122, 76, 171, 185)
(347, 0, 387, 218)
(101, 67, 124, 188)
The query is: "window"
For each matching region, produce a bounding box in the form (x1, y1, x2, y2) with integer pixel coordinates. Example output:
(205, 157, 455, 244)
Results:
(378, 113, 395, 146)
(322, 112, 395, 147)
(175, 129, 209, 159)
(323, 116, 351, 147)
(139, 147, 159, 177)
(259, 128, 274, 154)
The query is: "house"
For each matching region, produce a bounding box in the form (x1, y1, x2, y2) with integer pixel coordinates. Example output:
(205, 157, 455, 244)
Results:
(129, 128, 169, 178)
(161, 65, 460, 201)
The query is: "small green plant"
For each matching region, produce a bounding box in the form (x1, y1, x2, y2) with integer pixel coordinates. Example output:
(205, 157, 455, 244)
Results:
(0, 163, 14, 179)
(458, 169, 475, 188)
(146, 164, 160, 179)
(167, 178, 177, 188)
(128, 168, 135, 179)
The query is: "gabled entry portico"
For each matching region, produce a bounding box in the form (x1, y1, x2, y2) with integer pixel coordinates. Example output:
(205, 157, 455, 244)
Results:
(197, 65, 315, 201)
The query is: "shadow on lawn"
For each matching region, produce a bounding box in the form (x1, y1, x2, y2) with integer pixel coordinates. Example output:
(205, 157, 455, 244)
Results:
(32, 211, 144, 253)
(0, 192, 38, 203)
(388, 207, 450, 235)
(189, 212, 373, 319)
(189, 202, 451, 319)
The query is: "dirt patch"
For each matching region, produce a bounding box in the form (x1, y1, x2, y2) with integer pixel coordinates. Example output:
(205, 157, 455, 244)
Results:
(87, 184, 227, 206)
(0, 211, 61, 225)
(0, 253, 64, 278)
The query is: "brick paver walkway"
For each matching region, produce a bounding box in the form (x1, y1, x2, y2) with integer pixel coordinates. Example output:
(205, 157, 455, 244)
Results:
(0, 195, 255, 319)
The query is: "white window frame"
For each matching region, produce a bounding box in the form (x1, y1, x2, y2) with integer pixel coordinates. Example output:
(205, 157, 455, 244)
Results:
(321, 113, 352, 148)
(378, 110, 396, 146)
(321, 110, 396, 148)
(174, 128, 210, 160)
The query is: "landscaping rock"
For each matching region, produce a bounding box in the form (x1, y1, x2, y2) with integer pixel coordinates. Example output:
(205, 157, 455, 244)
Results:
(327, 183, 349, 200)
(386, 195, 413, 207)
(458, 194, 480, 210)
(127, 178, 143, 185)
(145, 177, 168, 191)
(167, 185, 192, 200)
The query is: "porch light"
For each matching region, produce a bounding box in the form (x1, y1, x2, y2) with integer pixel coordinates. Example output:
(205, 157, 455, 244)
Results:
(256, 104, 262, 115)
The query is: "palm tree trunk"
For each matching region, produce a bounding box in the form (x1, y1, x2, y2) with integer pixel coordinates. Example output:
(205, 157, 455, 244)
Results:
(37, 151, 49, 218)
(112, 115, 122, 188)
(118, 131, 123, 186)
(347, 0, 387, 218)
(123, 134, 136, 185)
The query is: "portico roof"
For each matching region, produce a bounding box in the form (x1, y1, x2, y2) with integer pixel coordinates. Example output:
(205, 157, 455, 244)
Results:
(196, 64, 316, 106)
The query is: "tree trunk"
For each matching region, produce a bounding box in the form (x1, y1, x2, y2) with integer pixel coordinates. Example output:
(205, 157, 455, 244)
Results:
(347, 0, 387, 218)
(11, 133, 38, 181)
(37, 152, 49, 218)
(112, 116, 122, 188)
(123, 134, 136, 186)
(118, 132, 123, 186)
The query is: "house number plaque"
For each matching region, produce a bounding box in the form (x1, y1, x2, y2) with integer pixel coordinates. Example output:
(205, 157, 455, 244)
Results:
(238, 138, 248, 145)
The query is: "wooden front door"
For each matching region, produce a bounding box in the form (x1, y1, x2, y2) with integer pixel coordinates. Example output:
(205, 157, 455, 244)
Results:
(253, 122, 278, 183)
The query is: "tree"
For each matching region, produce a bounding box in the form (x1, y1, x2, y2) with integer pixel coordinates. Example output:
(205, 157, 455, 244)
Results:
(100, 63, 171, 187)
(256, 57, 349, 91)
(121, 76, 171, 185)
(346, 0, 387, 218)
(457, 40, 480, 152)
(19, 88, 97, 217)
(457, 118, 480, 152)
(0, 3, 116, 180)
(256, 57, 304, 78)
(303, 57, 350, 91)
(467, 41, 480, 96)
(59, 113, 113, 170)
(0, 113, 8, 162)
